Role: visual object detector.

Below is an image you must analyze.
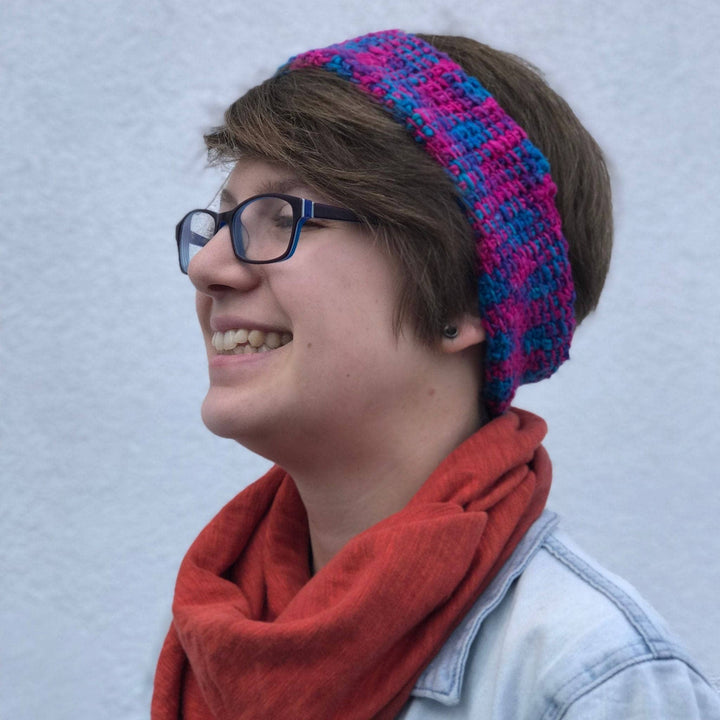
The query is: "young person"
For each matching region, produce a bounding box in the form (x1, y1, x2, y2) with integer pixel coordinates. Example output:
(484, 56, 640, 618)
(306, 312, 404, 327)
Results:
(153, 30, 720, 719)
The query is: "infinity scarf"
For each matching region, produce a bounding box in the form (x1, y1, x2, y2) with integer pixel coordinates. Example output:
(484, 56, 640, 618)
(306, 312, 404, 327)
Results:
(152, 409, 551, 720)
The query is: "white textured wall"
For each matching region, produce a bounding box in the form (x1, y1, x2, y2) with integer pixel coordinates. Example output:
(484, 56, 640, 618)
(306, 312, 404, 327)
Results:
(1, 1, 718, 717)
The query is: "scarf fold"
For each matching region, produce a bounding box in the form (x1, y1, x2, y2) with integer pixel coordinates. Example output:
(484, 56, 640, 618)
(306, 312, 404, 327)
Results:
(152, 409, 551, 720)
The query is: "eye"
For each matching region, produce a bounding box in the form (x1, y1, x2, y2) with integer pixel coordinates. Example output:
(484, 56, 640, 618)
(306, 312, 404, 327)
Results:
(300, 219, 328, 230)
(272, 211, 295, 229)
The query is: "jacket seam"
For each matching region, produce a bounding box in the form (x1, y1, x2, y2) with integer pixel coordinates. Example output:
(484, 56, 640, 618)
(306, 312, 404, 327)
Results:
(540, 656, 711, 720)
(542, 534, 677, 656)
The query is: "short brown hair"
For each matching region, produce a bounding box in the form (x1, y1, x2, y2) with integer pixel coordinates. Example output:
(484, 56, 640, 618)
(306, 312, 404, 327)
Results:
(204, 34, 613, 343)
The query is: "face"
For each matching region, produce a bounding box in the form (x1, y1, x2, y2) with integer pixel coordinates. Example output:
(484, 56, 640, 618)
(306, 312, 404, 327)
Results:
(188, 158, 446, 464)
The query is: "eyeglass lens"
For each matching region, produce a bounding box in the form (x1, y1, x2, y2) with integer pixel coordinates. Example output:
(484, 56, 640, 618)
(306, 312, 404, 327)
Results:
(179, 196, 297, 271)
(235, 196, 295, 261)
(180, 211, 215, 270)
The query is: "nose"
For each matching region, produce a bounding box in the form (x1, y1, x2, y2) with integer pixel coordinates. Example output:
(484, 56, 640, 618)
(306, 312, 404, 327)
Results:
(188, 225, 261, 296)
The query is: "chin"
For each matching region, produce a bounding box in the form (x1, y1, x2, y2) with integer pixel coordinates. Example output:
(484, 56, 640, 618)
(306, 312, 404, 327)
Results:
(201, 405, 238, 440)
(200, 391, 254, 440)
(199, 391, 283, 458)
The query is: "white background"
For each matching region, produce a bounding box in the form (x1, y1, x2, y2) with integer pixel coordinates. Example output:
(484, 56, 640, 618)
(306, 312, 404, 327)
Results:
(1, 1, 719, 717)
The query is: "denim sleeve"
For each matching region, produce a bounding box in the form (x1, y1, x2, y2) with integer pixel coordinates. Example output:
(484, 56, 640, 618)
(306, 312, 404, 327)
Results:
(562, 658, 720, 720)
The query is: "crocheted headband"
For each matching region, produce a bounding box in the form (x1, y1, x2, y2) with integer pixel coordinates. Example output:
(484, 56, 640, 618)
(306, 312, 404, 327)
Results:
(287, 30, 575, 416)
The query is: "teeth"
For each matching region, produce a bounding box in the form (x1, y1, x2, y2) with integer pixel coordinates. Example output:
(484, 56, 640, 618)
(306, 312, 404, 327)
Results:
(211, 329, 292, 354)
(247, 330, 264, 348)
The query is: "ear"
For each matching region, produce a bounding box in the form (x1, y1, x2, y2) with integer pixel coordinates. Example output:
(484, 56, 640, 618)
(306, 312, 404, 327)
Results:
(440, 314, 486, 354)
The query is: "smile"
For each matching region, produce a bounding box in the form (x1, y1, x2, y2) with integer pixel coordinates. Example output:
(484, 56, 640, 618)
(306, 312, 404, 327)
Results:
(211, 329, 293, 355)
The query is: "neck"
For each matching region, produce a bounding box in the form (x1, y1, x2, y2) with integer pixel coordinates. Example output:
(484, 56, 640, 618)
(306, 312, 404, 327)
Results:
(300, 421, 480, 572)
(281, 359, 484, 572)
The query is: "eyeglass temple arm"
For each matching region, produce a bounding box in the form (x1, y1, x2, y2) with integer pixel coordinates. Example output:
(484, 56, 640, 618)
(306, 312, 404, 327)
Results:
(308, 200, 360, 222)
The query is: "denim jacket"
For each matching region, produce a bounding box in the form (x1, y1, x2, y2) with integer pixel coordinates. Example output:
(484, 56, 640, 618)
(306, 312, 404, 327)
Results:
(398, 511, 720, 719)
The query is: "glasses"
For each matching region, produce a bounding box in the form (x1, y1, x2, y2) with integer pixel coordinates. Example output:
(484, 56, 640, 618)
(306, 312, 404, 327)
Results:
(176, 193, 361, 273)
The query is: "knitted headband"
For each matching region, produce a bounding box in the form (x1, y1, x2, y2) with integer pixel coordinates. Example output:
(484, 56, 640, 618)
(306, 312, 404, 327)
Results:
(286, 30, 575, 416)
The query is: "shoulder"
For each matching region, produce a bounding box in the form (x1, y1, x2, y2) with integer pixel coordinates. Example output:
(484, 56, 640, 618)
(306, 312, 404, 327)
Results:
(400, 512, 720, 720)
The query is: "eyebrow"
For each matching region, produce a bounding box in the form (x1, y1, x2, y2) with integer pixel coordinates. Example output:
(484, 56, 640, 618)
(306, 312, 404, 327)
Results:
(219, 176, 314, 210)
(219, 188, 238, 209)
(257, 177, 309, 196)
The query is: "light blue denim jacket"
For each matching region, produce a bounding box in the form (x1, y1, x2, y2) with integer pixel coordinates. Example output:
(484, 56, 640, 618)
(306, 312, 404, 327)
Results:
(398, 511, 720, 719)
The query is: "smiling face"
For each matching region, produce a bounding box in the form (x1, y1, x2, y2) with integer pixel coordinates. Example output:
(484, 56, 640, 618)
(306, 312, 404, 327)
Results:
(188, 158, 456, 465)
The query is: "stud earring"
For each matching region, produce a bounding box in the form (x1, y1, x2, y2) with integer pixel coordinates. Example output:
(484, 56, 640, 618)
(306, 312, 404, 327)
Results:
(443, 324, 459, 339)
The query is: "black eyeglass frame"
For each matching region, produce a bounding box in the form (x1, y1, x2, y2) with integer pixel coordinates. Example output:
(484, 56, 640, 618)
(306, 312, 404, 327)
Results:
(176, 193, 361, 273)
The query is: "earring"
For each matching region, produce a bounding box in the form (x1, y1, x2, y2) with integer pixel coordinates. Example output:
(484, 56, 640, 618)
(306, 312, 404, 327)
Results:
(443, 324, 459, 339)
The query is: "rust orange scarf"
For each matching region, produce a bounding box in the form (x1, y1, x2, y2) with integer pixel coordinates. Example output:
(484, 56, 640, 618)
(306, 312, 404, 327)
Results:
(152, 409, 551, 720)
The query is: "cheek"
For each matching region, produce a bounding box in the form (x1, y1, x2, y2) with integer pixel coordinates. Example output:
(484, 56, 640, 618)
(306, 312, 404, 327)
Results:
(305, 250, 399, 323)
(296, 279, 395, 348)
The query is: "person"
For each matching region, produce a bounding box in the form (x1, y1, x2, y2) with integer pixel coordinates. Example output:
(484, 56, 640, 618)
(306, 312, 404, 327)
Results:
(152, 30, 720, 719)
